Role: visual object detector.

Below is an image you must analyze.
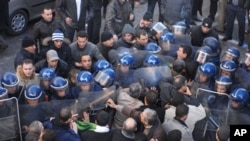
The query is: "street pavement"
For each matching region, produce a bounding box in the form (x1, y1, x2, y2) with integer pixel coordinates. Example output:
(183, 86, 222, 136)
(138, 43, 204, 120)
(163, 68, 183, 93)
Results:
(0, 1, 249, 75)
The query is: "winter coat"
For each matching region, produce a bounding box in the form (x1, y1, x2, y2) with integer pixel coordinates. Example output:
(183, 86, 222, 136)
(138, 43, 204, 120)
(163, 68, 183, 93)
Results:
(34, 59, 69, 78)
(105, 0, 134, 36)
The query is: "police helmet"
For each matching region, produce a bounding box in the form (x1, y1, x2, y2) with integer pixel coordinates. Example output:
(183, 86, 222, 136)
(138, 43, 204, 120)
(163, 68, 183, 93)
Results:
(159, 32, 174, 42)
(230, 88, 249, 105)
(50, 76, 68, 90)
(195, 46, 212, 64)
(144, 54, 161, 66)
(94, 68, 115, 87)
(172, 21, 187, 35)
(25, 84, 42, 100)
(220, 60, 237, 72)
(151, 22, 168, 34)
(225, 47, 240, 61)
(1, 72, 19, 87)
(199, 62, 217, 76)
(119, 54, 134, 66)
(77, 71, 93, 84)
(94, 59, 111, 73)
(215, 75, 232, 85)
(39, 68, 56, 80)
(202, 37, 219, 54)
(144, 42, 161, 54)
(0, 86, 8, 98)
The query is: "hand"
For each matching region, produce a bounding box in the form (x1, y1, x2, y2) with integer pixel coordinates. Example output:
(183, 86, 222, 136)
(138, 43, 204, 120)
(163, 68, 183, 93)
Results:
(65, 17, 72, 26)
(139, 19, 145, 27)
(70, 121, 78, 134)
(75, 62, 82, 67)
(113, 34, 118, 41)
(106, 98, 116, 109)
(82, 111, 89, 122)
(184, 86, 192, 96)
(129, 13, 134, 21)
(186, 79, 193, 87)
(164, 103, 170, 109)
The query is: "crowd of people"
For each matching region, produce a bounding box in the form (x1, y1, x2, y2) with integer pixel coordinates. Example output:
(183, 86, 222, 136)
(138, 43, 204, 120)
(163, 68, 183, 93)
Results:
(1, 0, 250, 141)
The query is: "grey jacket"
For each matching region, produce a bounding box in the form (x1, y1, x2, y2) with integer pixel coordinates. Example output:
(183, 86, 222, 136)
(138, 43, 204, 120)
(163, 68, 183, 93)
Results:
(105, 0, 134, 36)
(56, 0, 94, 30)
(70, 42, 104, 63)
(163, 118, 194, 141)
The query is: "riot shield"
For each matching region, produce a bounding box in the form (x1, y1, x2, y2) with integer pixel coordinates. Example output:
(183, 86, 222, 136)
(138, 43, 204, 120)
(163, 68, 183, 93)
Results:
(196, 88, 230, 132)
(133, 66, 172, 88)
(79, 86, 116, 111)
(115, 68, 137, 88)
(0, 97, 22, 141)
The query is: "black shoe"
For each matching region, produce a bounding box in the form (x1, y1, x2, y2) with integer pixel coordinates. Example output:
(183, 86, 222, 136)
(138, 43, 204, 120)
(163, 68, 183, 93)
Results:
(238, 42, 243, 47)
(190, 20, 196, 25)
(222, 37, 232, 41)
(215, 28, 224, 34)
(192, 16, 202, 22)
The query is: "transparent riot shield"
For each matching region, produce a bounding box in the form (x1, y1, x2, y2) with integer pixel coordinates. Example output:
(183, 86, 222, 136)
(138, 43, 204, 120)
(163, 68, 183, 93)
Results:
(79, 86, 116, 111)
(133, 66, 172, 88)
(0, 97, 22, 141)
(196, 88, 230, 132)
(115, 68, 137, 88)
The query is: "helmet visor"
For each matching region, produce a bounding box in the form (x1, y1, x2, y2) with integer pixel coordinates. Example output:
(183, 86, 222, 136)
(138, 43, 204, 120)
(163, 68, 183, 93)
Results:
(195, 51, 210, 64)
(94, 71, 112, 87)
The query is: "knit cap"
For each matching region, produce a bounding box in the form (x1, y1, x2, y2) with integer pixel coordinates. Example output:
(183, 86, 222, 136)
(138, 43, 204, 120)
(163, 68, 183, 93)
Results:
(52, 29, 64, 41)
(22, 36, 35, 48)
(101, 31, 113, 42)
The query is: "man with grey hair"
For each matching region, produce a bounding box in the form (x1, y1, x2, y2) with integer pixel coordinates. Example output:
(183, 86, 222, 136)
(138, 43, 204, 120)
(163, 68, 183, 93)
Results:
(107, 99, 167, 141)
(112, 117, 137, 141)
(112, 82, 144, 129)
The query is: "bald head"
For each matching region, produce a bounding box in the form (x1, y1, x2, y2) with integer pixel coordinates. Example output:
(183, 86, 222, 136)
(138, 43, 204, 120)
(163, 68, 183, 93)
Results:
(123, 117, 137, 133)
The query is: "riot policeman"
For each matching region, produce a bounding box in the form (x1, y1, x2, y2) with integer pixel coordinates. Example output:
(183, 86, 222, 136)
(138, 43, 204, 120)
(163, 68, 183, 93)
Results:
(115, 54, 136, 88)
(50, 76, 76, 100)
(235, 53, 250, 93)
(1, 72, 25, 104)
(227, 88, 250, 125)
(221, 47, 240, 65)
(194, 46, 212, 65)
(202, 37, 221, 66)
(39, 67, 56, 101)
(71, 71, 102, 98)
(190, 62, 217, 95)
